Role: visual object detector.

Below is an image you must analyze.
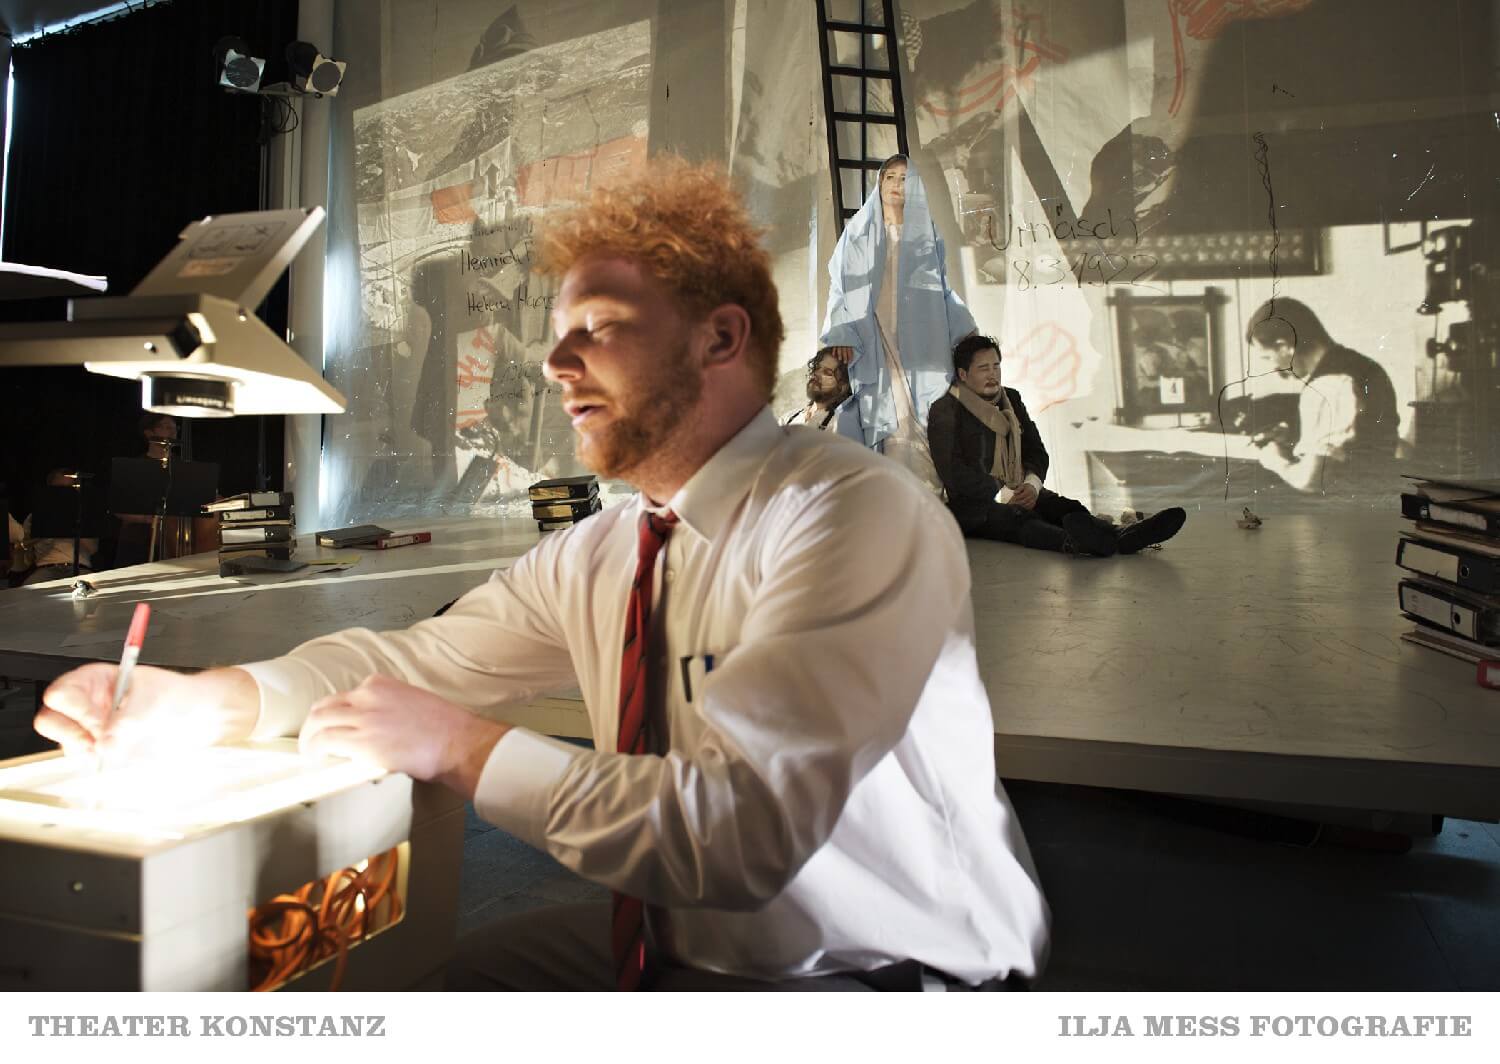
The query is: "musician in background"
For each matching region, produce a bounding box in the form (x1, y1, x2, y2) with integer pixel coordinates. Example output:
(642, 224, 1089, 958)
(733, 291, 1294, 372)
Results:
(113, 413, 179, 567)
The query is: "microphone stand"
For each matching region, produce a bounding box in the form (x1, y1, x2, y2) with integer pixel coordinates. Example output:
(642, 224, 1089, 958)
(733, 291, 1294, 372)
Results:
(146, 443, 178, 564)
(59, 471, 95, 577)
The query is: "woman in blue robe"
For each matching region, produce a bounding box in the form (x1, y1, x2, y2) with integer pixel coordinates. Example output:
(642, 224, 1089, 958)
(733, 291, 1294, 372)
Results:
(819, 155, 976, 493)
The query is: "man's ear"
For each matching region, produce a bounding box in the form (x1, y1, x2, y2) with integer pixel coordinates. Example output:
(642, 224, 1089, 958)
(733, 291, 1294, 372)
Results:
(701, 304, 753, 368)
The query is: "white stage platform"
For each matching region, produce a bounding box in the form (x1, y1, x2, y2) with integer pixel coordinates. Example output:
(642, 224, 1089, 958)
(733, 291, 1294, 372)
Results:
(0, 516, 588, 738)
(974, 510, 1500, 822)
(2, 510, 1495, 820)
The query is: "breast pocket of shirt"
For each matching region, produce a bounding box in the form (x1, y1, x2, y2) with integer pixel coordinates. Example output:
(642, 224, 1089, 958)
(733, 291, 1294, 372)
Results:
(676, 649, 732, 709)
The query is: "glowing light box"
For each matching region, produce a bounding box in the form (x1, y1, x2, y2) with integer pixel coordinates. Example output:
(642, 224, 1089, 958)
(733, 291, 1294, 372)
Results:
(0, 741, 463, 990)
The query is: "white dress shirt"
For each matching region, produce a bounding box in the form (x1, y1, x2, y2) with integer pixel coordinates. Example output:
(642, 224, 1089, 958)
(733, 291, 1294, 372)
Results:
(1295, 375, 1361, 460)
(243, 407, 1050, 983)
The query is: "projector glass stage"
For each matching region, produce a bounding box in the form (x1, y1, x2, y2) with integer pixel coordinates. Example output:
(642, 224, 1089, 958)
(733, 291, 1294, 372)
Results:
(0, 740, 386, 849)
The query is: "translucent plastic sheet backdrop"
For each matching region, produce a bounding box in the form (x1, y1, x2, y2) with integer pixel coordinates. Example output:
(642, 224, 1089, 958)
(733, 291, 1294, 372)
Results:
(318, 0, 824, 525)
(318, 0, 1499, 525)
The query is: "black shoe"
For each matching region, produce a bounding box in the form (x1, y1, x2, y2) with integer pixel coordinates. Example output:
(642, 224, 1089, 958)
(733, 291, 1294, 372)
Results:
(1061, 512, 1118, 557)
(1117, 507, 1187, 554)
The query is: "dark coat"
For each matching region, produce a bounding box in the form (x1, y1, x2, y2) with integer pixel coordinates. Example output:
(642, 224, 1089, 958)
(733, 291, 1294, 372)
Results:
(927, 387, 1048, 526)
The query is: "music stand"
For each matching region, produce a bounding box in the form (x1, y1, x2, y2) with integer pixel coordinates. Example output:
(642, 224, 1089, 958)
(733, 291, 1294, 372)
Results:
(30, 480, 102, 577)
(108, 457, 219, 562)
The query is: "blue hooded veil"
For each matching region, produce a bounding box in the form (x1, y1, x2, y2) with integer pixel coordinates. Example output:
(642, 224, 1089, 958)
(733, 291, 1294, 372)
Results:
(818, 157, 977, 449)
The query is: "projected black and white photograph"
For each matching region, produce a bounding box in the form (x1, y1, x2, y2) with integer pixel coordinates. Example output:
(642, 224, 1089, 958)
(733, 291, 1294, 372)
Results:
(344, 16, 651, 518)
(1112, 291, 1219, 424)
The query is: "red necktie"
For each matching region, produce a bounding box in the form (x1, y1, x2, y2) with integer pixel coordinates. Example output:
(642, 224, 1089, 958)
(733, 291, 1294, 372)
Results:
(612, 508, 678, 991)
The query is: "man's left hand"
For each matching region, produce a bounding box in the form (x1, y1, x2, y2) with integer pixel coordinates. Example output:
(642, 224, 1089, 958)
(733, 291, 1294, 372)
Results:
(1009, 484, 1038, 510)
(300, 674, 510, 799)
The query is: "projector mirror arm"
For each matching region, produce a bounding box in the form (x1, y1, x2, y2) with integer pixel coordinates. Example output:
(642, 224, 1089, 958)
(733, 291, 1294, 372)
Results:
(0, 207, 345, 417)
(0, 314, 200, 365)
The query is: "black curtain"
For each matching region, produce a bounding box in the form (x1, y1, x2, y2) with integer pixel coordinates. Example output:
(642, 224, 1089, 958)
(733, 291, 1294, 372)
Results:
(1, 0, 298, 544)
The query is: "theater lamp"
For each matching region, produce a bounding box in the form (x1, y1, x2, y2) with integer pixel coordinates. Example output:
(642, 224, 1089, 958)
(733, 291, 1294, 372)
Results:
(285, 40, 346, 96)
(213, 35, 265, 93)
(0, 207, 346, 418)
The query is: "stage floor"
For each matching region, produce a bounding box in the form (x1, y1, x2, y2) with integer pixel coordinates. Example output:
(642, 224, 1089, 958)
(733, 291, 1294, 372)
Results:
(972, 510, 1500, 821)
(3, 510, 1495, 820)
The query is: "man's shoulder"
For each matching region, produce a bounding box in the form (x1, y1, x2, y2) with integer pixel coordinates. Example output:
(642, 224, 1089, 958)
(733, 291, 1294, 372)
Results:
(756, 427, 956, 542)
(765, 422, 933, 496)
(1317, 345, 1385, 380)
(928, 390, 961, 417)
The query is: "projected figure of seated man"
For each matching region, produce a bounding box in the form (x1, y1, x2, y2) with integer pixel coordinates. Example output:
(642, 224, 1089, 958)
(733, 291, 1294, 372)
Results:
(928, 335, 1186, 557)
(1243, 297, 1400, 497)
(782, 348, 858, 435)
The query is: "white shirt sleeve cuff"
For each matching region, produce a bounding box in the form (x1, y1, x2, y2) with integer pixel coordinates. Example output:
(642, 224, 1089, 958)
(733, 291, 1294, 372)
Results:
(473, 728, 585, 849)
(238, 657, 336, 740)
(1024, 473, 1044, 494)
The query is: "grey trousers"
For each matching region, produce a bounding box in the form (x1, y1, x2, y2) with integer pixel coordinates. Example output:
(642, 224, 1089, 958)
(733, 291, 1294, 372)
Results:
(444, 902, 873, 991)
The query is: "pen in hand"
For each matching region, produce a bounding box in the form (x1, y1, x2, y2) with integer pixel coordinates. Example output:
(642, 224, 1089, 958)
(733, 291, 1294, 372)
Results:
(99, 602, 151, 768)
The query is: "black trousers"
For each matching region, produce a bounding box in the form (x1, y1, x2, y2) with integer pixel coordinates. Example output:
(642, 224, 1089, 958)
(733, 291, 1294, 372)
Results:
(445, 902, 870, 991)
(444, 902, 1022, 991)
(959, 488, 1089, 552)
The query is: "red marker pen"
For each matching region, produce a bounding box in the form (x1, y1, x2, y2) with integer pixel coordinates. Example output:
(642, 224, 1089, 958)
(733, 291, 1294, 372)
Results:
(107, 602, 152, 729)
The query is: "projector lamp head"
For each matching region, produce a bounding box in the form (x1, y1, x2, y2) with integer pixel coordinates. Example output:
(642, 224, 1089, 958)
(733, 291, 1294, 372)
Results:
(141, 374, 236, 418)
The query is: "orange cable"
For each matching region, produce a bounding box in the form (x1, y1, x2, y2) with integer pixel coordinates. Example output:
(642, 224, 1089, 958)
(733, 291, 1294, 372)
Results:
(247, 846, 404, 992)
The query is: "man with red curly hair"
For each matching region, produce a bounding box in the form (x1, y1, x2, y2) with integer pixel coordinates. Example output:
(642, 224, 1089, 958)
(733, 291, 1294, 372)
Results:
(36, 159, 1048, 991)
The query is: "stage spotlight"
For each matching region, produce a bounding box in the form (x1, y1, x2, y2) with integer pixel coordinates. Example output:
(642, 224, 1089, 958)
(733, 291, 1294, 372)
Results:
(285, 40, 346, 96)
(213, 36, 265, 93)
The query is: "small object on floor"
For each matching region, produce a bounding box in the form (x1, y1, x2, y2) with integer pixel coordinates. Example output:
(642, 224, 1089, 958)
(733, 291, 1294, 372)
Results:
(1479, 660, 1500, 690)
(1117, 507, 1186, 555)
(219, 556, 309, 577)
(531, 475, 602, 532)
(315, 523, 391, 548)
(368, 530, 431, 549)
(69, 579, 95, 599)
(305, 554, 361, 574)
(1237, 506, 1263, 529)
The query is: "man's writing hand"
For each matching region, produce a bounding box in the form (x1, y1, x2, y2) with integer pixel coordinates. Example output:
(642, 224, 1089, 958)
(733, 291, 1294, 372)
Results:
(37, 663, 256, 759)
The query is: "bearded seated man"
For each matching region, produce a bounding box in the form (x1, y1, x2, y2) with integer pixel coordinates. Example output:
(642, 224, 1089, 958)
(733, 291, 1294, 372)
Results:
(783, 348, 859, 436)
(928, 335, 1185, 557)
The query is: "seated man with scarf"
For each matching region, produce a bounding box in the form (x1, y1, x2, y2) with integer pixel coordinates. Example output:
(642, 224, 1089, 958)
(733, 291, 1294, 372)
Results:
(929, 335, 1186, 557)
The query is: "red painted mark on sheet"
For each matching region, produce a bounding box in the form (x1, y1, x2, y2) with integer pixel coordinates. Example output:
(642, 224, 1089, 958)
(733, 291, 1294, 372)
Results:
(431, 181, 478, 225)
(470, 327, 497, 355)
(516, 135, 648, 208)
(1005, 322, 1082, 412)
(918, 7, 1069, 119)
(1168, 0, 1315, 115)
(456, 353, 492, 390)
